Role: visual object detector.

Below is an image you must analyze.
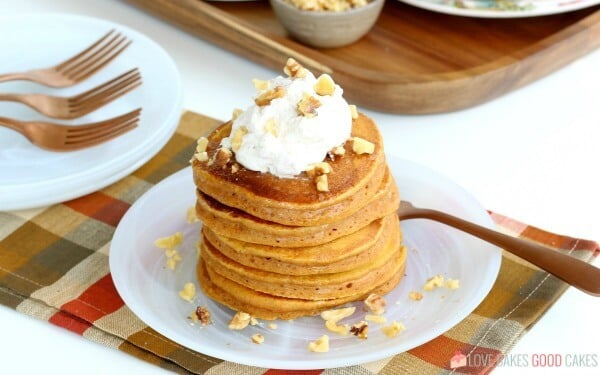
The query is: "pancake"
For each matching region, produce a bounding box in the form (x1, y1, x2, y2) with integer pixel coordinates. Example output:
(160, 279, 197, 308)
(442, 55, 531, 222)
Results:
(196, 246, 407, 320)
(195, 168, 399, 247)
(191, 113, 386, 226)
(201, 213, 400, 275)
(200, 221, 401, 300)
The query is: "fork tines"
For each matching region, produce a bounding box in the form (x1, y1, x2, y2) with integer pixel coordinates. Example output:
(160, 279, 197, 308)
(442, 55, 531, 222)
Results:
(65, 108, 141, 146)
(56, 29, 132, 83)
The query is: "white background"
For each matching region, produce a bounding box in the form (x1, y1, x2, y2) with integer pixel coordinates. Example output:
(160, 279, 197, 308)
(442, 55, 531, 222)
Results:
(0, 0, 598, 374)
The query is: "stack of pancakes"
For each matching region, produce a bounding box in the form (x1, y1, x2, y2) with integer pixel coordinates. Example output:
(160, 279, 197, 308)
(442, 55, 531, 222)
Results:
(192, 113, 405, 320)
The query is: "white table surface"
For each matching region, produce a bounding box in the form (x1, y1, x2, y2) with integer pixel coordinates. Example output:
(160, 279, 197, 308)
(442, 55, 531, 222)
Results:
(0, 1, 598, 374)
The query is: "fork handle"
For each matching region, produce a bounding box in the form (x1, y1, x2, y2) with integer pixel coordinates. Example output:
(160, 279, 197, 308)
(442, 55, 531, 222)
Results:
(0, 116, 28, 138)
(0, 72, 32, 84)
(406, 208, 600, 297)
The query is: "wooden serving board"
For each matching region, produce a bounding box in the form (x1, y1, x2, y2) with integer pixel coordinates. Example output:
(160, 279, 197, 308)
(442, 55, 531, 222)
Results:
(125, 0, 600, 114)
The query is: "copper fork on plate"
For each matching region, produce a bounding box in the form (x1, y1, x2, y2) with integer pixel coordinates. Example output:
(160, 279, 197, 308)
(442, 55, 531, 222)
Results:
(0, 108, 141, 151)
(0, 68, 142, 119)
(0, 30, 131, 87)
(397, 200, 600, 297)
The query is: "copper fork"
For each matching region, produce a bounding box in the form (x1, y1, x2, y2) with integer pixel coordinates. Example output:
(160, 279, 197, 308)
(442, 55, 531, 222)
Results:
(0, 68, 142, 119)
(0, 108, 141, 151)
(0, 30, 131, 87)
(397, 200, 600, 297)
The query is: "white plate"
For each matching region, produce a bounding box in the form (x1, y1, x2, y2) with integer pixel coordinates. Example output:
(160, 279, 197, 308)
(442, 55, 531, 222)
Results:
(0, 14, 182, 211)
(110, 157, 502, 369)
(399, 0, 600, 18)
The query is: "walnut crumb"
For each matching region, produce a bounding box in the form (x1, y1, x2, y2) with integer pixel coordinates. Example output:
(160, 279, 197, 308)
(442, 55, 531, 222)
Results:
(178, 283, 196, 302)
(381, 321, 405, 338)
(306, 161, 332, 178)
(252, 78, 269, 91)
(264, 118, 278, 137)
(255, 86, 285, 106)
(423, 274, 444, 291)
(186, 206, 198, 223)
(331, 145, 345, 156)
(352, 137, 375, 155)
(232, 108, 243, 121)
(297, 93, 321, 117)
(228, 311, 252, 330)
(283, 58, 307, 78)
(325, 320, 348, 335)
(154, 232, 183, 250)
(194, 152, 208, 162)
(231, 126, 248, 152)
(268, 323, 278, 330)
(349, 104, 358, 119)
(211, 147, 232, 168)
(314, 74, 335, 96)
(231, 163, 240, 173)
(409, 291, 423, 301)
(445, 278, 460, 290)
(195, 306, 212, 326)
(320, 306, 355, 323)
(365, 293, 386, 315)
(315, 174, 329, 192)
(365, 314, 387, 324)
(350, 321, 368, 339)
(251, 333, 264, 344)
(308, 335, 330, 352)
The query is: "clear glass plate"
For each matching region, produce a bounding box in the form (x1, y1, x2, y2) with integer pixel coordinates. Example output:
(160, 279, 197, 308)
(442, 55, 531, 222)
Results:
(110, 157, 502, 370)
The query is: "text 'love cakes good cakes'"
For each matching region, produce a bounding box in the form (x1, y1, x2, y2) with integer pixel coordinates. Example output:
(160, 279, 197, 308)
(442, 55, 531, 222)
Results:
(191, 58, 405, 320)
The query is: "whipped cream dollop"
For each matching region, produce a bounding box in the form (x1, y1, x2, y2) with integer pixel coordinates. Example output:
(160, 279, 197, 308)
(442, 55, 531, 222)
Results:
(220, 66, 352, 178)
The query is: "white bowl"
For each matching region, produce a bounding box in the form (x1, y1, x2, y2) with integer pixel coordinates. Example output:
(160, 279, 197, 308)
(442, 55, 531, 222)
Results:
(270, 0, 385, 48)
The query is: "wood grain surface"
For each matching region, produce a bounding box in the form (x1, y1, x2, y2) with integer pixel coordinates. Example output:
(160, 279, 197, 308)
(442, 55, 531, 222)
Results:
(125, 0, 600, 114)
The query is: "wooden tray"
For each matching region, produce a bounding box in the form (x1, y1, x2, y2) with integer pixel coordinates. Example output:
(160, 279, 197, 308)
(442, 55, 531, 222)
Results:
(125, 0, 600, 114)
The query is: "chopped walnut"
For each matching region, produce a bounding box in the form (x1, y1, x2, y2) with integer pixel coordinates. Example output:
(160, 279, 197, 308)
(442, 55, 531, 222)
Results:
(194, 152, 209, 162)
(365, 314, 387, 324)
(231, 126, 248, 152)
(228, 311, 252, 330)
(320, 306, 355, 323)
(251, 333, 264, 344)
(314, 74, 335, 96)
(408, 291, 423, 301)
(231, 163, 240, 173)
(315, 174, 329, 192)
(325, 320, 349, 335)
(178, 283, 196, 302)
(283, 57, 307, 78)
(365, 293, 386, 315)
(306, 161, 332, 178)
(268, 323, 278, 330)
(348, 104, 358, 119)
(195, 306, 212, 326)
(297, 93, 321, 118)
(381, 321, 405, 338)
(423, 274, 444, 291)
(196, 137, 209, 153)
(250, 317, 259, 326)
(331, 145, 346, 156)
(232, 108, 243, 121)
(445, 278, 460, 290)
(308, 335, 329, 353)
(252, 78, 269, 91)
(255, 86, 285, 106)
(186, 206, 198, 223)
(154, 232, 183, 250)
(352, 137, 375, 155)
(210, 147, 232, 168)
(350, 321, 368, 339)
(264, 118, 278, 137)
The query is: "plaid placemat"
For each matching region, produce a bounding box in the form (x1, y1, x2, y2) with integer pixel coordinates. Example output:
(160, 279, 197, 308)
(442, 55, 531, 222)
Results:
(0, 111, 598, 375)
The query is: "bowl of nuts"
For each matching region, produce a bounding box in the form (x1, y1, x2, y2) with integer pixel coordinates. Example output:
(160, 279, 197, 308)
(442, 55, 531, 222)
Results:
(269, 0, 385, 48)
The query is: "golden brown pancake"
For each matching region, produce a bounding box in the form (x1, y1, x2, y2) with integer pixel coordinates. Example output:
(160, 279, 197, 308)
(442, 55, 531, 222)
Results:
(191, 113, 386, 226)
(200, 222, 401, 300)
(196, 246, 406, 320)
(195, 168, 399, 247)
(201, 213, 400, 275)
